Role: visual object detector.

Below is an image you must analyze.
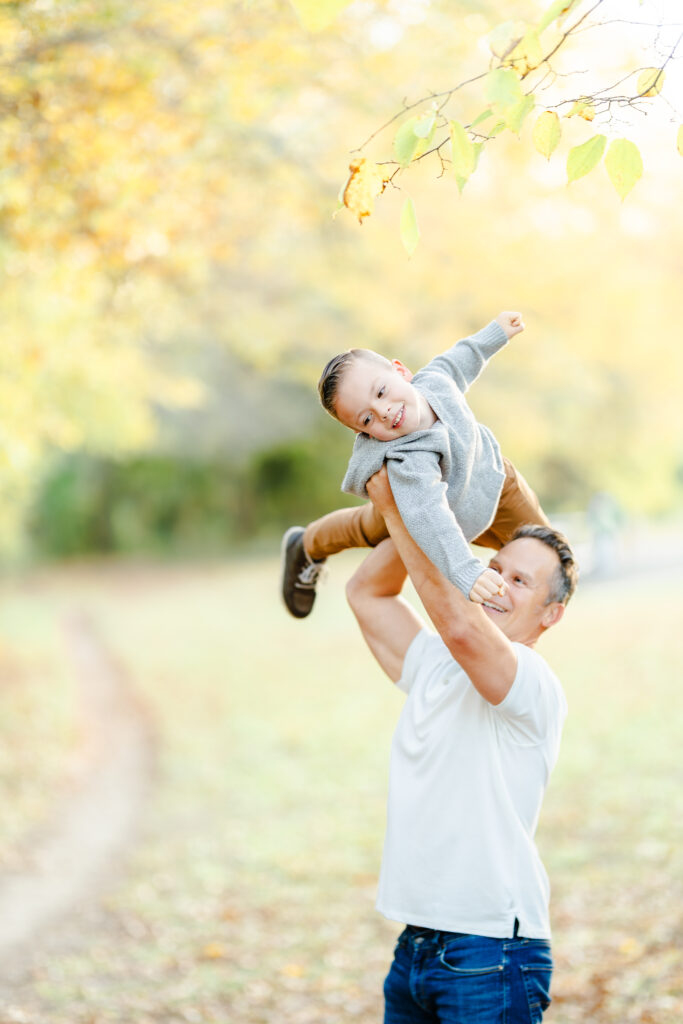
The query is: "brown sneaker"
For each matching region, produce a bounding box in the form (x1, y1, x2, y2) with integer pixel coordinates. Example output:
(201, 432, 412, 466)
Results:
(280, 526, 326, 619)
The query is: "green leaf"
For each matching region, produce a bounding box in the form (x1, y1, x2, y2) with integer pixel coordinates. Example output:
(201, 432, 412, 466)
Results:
(637, 67, 664, 97)
(393, 118, 423, 167)
(288, 0, 353, 31)
(533, 110, 561, 158)
(470, 108, 493, 130)
(449, 120, 476, 192)
(413, 114, 436, 139)
(567, 134, 606, 183)
(400, 197, 420, 258)
(605, 138, 643, 199)
(485, 68, 523, 114)
(678, 125, 683, 157)
(506, 93, 535, 134)
(488, 20, 524, 60)
(538, 0, 579, 34)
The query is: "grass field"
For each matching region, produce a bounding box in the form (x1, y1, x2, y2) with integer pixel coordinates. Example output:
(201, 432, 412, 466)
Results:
(0, 551, 681, 1023)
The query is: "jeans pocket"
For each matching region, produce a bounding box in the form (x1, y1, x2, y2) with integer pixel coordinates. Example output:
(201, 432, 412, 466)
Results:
(520, 963, 552, 1022)
(438, 939, 504, 976)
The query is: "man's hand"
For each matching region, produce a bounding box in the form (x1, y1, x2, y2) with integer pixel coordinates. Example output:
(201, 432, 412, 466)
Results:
(495, 311, 524, 340)
(469, 567, 508, 604)
(366, 465, 394, 516)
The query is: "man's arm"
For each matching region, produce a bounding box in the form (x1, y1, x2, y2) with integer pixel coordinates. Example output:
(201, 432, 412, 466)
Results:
(366, 469, 518, 704)
(345, 537, 426, 683)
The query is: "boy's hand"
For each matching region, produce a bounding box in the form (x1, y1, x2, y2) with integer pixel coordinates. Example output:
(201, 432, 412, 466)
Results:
(495, 311, 524, 340)
(469, 567, 508, 604)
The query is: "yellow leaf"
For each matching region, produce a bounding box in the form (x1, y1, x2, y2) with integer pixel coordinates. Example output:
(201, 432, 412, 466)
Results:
(504, 30, 544, 77)
(619, 937, 644, 957)
(533, 111, 561, 159)
(342, 159, 391, 224)
(637, 67, 664, 97)
(288, 0, 352, 32)
(201, 942, 226, 959)
(566, 99, 595, 121)
(282, 963, 306, 977)
(605, 138, 643, 200)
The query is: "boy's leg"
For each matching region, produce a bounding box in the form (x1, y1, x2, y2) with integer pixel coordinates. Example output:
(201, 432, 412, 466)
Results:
(281, 503, 389, 619)
(303, 503, 389, 561)
(472, 458, 549, 551)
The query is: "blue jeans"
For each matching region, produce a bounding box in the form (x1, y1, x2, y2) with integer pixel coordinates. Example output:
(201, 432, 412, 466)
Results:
(383, 925, 553, 1024)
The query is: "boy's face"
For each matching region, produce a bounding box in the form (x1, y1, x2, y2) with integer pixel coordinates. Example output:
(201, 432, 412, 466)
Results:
(334, 356, 420, 441)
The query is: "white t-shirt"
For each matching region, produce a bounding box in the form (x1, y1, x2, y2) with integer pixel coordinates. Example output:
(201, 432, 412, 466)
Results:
(376, 628, 567, 940)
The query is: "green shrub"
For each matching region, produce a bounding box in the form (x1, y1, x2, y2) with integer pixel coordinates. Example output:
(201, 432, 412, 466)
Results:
(28, 425, 358, 558)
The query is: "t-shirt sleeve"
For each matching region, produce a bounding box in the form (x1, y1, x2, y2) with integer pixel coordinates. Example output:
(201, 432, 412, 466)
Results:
(493, 643, 568, 746)
(397, 628, 438, 695)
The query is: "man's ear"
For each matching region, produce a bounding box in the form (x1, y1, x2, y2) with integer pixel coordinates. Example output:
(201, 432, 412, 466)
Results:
(541, 602, 565, 630)
(392, 359, 414, 382)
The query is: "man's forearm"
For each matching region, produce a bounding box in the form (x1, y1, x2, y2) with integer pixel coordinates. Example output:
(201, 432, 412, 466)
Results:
(380, 504, 474, 637)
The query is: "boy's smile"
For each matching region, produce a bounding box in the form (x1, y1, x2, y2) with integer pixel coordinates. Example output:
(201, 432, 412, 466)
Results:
(334, 357, 434, 441)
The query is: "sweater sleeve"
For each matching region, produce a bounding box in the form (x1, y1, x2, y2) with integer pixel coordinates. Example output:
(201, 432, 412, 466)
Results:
(423, 320, 508, 394)
(386, 449, 486, 597)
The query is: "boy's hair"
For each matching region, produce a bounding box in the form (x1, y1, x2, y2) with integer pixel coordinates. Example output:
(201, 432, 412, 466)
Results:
(318, 348, 392, 418)
(511, 524, 579, 606)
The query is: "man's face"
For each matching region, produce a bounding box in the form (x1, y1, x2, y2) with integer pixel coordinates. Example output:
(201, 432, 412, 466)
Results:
(480, 537, 564, 645)
(334, 356, 421, 441)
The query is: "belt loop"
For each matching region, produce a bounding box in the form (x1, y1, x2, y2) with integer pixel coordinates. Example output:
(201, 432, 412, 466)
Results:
(513, 918, 520, 938)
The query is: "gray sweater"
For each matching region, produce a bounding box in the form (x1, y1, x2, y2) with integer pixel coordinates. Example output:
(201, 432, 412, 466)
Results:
(341, 320, 508, 596)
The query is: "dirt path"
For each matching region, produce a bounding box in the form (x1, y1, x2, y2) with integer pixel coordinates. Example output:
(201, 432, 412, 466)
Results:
(0, 613, 154, 989)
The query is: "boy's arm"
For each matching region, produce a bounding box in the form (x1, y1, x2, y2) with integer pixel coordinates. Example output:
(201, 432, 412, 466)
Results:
(386, 449, 494, 600)
(426, 313, 523, 393)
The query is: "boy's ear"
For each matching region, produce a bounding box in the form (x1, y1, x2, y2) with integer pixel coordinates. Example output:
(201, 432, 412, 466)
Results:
(392, 359, 414, 382)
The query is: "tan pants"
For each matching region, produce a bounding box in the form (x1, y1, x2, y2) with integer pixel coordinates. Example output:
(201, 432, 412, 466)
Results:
(303, 458, 549, 561)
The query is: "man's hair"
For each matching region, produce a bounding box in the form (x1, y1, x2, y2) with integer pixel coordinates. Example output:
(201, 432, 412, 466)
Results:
(318, 348, 392, 418)
(511, 523, 579, 606)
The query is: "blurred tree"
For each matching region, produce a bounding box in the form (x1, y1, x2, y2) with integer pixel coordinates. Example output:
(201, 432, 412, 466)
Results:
(1, 0, 681, 554)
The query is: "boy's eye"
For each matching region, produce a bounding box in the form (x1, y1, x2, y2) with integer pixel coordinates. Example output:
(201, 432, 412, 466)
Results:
(363, 414, 372, 427)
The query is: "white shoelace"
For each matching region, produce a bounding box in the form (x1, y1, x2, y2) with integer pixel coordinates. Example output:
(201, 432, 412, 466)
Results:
(296, 561, 326, 588)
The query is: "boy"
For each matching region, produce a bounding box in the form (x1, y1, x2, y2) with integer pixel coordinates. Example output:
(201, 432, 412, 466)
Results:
(281, 312, 549, 618)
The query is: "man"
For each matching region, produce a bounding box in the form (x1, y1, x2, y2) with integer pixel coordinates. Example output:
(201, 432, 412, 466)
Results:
(345, 466, 578, 1024)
